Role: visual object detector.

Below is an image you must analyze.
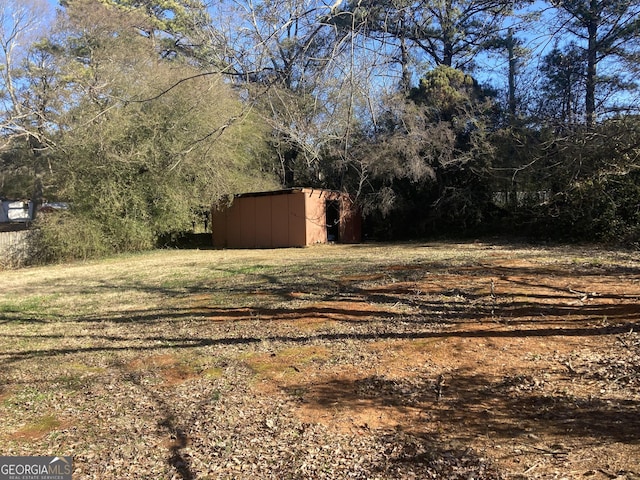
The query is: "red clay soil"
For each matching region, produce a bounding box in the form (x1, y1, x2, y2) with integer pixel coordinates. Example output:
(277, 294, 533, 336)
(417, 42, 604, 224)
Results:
(247, 258, 640, 478)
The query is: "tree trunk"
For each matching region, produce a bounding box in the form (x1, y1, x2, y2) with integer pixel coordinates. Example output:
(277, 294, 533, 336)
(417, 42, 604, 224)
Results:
(585, 0, 598, 127)
(400, 31, 411, 93)
(507, 28, 517, 119)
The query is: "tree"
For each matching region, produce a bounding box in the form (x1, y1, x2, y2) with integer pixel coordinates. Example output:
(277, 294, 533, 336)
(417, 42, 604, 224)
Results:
(329, 0, 419, 93)
(538, 43, 585, 125)
(415, 0, 519, 70)
(549, 0, 640, 126)
(26, 0, 276, 256)
(79, 0, 217, 63)
(0, 0, 52, 152)
(517, 116, 640, 243)
(341, 0, 523, 75)
(362, 65, 498, 237)
(483, 27, 531, 121)
(206, 0, 340, 88)
(211, 0, 382, 191)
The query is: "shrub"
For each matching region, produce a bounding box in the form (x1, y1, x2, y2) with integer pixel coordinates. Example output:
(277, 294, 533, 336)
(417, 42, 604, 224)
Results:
(102, 217, 155, 253)
(25, 212, 111, 264)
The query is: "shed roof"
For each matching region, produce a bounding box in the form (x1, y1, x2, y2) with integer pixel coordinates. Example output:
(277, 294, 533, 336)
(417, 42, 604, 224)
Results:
(231, 187, 345, 199)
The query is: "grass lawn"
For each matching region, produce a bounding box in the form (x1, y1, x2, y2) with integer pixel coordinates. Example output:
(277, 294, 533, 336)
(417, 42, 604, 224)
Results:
(1, 242, 639, 479)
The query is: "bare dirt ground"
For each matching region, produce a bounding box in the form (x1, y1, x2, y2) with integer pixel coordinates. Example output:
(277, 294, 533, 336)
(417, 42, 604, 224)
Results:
(1, 242, 640, 479)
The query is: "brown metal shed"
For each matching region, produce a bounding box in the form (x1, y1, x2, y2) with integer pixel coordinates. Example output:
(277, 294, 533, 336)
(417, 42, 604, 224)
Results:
(212, 188, 361, 248)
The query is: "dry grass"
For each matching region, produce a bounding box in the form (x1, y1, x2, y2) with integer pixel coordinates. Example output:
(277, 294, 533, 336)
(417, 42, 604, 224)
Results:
(1, 242, 640, 479)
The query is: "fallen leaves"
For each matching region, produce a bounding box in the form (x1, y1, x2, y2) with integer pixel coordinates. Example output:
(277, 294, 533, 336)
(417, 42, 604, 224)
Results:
(1, 243, 640, 478)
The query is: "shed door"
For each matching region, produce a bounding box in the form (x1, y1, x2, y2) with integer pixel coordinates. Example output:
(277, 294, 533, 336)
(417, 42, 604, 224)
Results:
(326, 200, 340, 242)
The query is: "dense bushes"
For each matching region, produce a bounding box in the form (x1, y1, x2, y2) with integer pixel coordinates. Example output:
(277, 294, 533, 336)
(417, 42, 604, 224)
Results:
(25, 213, 111, 264)
(25, 211, 167, 265)
(516, 169, 640, 246)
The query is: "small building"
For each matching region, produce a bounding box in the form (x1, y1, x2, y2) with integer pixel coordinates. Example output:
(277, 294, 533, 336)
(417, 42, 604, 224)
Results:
(0, 200, 33, 223)
(212, 188, 361, 248)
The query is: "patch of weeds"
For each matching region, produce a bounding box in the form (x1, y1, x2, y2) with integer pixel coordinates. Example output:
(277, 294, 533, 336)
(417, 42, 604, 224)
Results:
(210, 390, 221, 402)
(281, 346, 331, 364)
(202, 367, 224, 379)
(28, 414, 61, 430)
(0, 297, 44, 313)
(526, 353, 543, 362)
(206, 266, 237, 278)
(53, 373, 94, 391)
(4, 386, 52, 408)
(243, 346, 331, 379)
(173, 355, 226, 379)
(569, 256, 605, 271)
(12, 414, 62, 441)
(0, 295, 59, 321)
(67, 362, 107, 374)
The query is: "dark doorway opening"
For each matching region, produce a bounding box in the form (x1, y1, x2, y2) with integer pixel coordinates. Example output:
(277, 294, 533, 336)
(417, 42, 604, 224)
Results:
(326, 200, 340, 242)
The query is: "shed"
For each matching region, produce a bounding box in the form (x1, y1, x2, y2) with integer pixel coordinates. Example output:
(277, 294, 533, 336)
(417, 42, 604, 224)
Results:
(212, 188, 361, 248)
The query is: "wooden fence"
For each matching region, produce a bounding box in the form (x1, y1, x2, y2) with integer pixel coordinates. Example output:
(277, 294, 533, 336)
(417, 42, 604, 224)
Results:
(0, 229, 29, 267)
